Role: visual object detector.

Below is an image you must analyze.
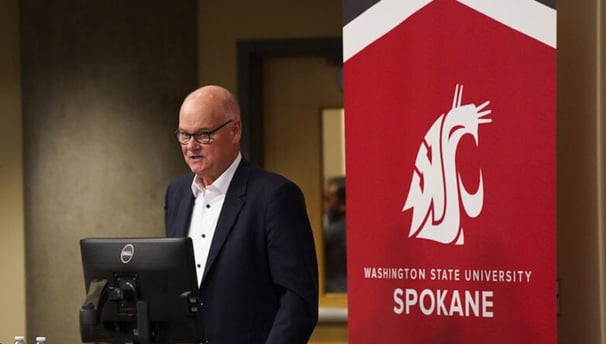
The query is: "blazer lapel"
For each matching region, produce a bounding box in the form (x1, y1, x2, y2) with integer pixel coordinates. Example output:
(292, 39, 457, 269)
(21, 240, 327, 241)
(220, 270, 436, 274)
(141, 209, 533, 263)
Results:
(175, 191, 195, 237)
(202, 159, 249, 281)
(167, 174, 195, 238)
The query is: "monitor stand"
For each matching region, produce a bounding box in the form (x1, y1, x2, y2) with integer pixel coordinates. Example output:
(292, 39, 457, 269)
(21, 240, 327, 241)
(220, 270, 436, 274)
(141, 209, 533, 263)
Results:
(79, 279, 152, 344)
(79, 278, 205, 344)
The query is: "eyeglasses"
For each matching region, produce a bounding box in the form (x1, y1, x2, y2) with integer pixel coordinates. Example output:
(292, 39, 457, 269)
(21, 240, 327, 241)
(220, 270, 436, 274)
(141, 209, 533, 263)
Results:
(175, 119, 234, 145)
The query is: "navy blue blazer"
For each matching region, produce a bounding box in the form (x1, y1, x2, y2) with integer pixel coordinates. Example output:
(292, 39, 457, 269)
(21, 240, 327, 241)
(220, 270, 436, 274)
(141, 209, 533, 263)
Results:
(164, 158, 319, 343)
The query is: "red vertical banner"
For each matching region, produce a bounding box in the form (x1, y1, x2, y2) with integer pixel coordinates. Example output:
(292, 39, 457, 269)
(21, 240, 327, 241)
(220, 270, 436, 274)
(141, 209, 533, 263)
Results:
(343, 0, 556, 342)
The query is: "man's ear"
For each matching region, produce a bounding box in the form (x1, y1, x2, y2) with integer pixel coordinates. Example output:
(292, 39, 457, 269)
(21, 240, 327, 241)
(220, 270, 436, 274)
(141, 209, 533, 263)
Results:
(231, 120, 242, 143)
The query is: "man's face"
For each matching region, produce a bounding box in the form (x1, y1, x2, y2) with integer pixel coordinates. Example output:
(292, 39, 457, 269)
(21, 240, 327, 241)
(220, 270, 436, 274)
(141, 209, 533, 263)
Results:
(178, 102, 240, 186)
(324, 183, 342, 213)
(324, 182, 345, 223)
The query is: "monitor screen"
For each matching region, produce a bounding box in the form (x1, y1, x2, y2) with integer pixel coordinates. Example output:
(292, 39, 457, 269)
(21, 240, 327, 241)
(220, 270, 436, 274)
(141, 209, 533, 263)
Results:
(79, 237, 203, 344)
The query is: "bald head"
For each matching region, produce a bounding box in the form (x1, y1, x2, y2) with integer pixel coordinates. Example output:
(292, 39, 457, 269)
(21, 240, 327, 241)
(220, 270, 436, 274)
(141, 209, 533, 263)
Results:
(180, 85, 240, 122)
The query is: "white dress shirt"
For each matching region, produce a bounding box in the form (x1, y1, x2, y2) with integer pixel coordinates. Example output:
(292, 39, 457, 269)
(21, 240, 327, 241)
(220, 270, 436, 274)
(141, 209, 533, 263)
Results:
(188, 153, 241, 285)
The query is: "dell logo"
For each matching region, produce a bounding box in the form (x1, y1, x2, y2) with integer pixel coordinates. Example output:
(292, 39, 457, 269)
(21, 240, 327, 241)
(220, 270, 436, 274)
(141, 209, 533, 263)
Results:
(120, 244, 135, 264)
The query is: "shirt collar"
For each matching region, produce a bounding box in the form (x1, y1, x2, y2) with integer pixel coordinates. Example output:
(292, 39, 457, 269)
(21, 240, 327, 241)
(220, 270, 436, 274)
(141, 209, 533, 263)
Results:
(191, 152, 242, 198)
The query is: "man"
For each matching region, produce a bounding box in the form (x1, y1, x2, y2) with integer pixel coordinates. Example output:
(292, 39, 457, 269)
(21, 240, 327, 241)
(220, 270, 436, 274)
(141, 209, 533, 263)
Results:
(323, 176, 347, 293)
(164, 85, 318, 343)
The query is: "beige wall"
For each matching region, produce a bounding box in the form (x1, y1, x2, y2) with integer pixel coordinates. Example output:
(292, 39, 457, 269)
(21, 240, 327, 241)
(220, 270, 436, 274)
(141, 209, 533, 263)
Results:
(0, 0, 26, 342)
(19, 2, 197, 343)
(557, 0, 606, 342)
(196, 0, 342, 91)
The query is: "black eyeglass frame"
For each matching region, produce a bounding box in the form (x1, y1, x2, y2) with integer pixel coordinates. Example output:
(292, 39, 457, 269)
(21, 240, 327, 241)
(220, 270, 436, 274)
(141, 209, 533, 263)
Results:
(175, 119, 234, 145)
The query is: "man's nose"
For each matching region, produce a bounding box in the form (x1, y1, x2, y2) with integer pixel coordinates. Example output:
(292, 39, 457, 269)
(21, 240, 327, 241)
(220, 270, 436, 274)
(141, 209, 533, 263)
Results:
(186, 138, 201, 149)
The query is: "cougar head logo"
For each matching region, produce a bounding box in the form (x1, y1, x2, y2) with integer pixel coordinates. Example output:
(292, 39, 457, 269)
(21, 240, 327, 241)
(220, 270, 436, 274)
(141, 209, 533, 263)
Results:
(403, 85, 492, 245)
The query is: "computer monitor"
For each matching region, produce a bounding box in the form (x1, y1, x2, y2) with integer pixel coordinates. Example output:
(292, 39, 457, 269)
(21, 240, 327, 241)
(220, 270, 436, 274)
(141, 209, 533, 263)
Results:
(79, 237, 204, 344)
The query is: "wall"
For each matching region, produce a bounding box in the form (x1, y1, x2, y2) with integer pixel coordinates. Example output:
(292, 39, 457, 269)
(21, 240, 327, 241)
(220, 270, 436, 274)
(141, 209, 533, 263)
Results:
(196, 0, 342, 91)
(557, 0, 606, 342)
(19, 1, 197, 343)
(0, 0, 26, 342)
